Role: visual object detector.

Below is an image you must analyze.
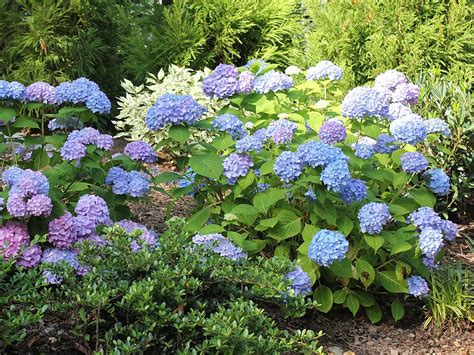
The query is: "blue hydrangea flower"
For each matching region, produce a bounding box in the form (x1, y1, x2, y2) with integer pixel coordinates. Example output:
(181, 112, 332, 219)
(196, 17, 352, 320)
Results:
(238, 71, 255, 94)
(358, 202, 391, 234)
(146, 94, 206, 130)
(342, 87, 390, 119)
(0, 80, 26, 101)
(95, 134, 114, 150)
(235, 134, 264, 153)
(202, 64, 240, 98)
(321, 159, 351, 192)
(61, 140, 87, 161)
(286, 266, 312, 296)
(124, 141, 158, 163)
(25, 82, 57, 104)
(85, 90, 111, 114)
(55, 78, 111, 114)
(212, 114, 246, 139)
(373, 134, 399, 154)
(127, 171, 151, 197)
(441, 220, 458, 241)
(354, 137, 376, 159)
(392, 83, 420, 105)
(387, 102, 412, 121)
(389, 114, 427, 145)
(253, 70, 293, 94)
(308, 229, 349, 267)
(74, 194, 111, 236)
(339, 178, 367, 204)
(407, 276, 429, 297)
(423, 168, 450, 195)
(117, 220, 159, 251)
(418, 228, 443, 258)
(425, 118, 451, 137)
(407, 207, 443, 230)
(304, 187, 317, 201)
(306, 60, 343, 81)
(400, 152, 428, 173)
(274, 151, 302, 182)
(297, 140, 347, 168)
(4, 168, 49, 195)
(223, 153, 253, 184)
(266, 119, 297, 144)
(318, 119, 346, 145)
(193, 233, 246, 260)
(374, 70, 408, 91)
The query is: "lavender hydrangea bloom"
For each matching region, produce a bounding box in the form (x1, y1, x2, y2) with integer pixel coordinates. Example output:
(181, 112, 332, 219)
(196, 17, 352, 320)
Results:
(222, 153, 253, 184)
(193, 233, 246, 260)
(74, 195, 111, 236)
(0, 221, 30, 260)
(95, 134, 114, 150)
(41, 248, 80, 270)
(339, 178, 367, 204)
(16, 245, 42, 268)
(423, 168, 450, 195)
(48, 212, 78, 248)
(42, 270, 62, 285)
(26, 194, 52, 217)
(373, 134, 399, 154)
(321, 160, 351, 192)
(235, 134, 264, 153)
(286, 266, 312, 296)
(308, 229, 348, 267)
(358, 202, 391, 234)
(306, 60, 343, 81)
(68, 127, 100, 145)
(266, 119, 297, 144)
(425, 118, 451, 137)
(400, 152, 428, 173)
(441, 220, 458, 241)
(392, 83, 420, 105)
(117, 220, 159, 250)
(2, 166, 25, 186)
(407, 207, 443, 230)
(238, 71, 255, 94)
(124, 141, 158, 163)
(253, 70, 293, 94)
(374, 70, 408, 91)
(60, 140, 87, 161)
(25, 82, 57, 104)
(418, 228, 443, 258)
(105, 167, 128, 185)
(212, 114, 246, 139)
(354, 137, 376, 159)
(318, 119, 346, 145)
(0, 197, 4, 210)
(297, 140, 347, 168)
(6, 193, 28, 217)
(146, 94, 206, 130)
(274, 151, 302, 182)
(389, 114, 427, 145)
(342, 87, 389, 119)
(387, 103, 412, 121)
(407, 276, 429, 297)
(202, 64, 240, 98)
(3, 168, 49, 195)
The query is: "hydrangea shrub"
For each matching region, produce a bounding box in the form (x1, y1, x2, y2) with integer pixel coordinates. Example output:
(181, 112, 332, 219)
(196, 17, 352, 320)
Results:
(151, 61, 458, 322)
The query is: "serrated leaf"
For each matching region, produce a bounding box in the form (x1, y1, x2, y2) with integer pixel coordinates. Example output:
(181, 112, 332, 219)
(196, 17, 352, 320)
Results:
(313, 285, 333, 313)
(184, 206, 212, 231)
(337, 215, 353, 236)
(11, 117, 40, 129)
(154, 172, 182, 184)
(302, 224, 318, 242)
(169, 125, 190, 143)
(199, 224, 225, 234)
(409, 188, 436, 208)
(390, 241, 412, 255)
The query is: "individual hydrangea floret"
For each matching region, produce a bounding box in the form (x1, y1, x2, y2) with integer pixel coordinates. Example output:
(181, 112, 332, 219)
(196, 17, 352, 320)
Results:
(342, 87, 389, 119)
(423, 168, 450, 195)
(392, 83, 420, 105)
(389, 114, 427, 145)
(318, 119, 346, 145)
(117, 220, 159, 251)
(306, 60, 343, 81)
(266, 119, 297, 144)
(425, 118, 451, 137)
(339, 178, 367, 204)
(358, 202, 391, 234)
(74, 195, 111, 236)
(0, 221, 30, 261)
(373, 134, 399, 154)
(387, 102, 412, 121)
(124, 141, 158, 163)
(274, 151, 302, 182)
(253, 70, 293, 94)
(407, 276, 429, 297)
(308, 229, 348, 267)
(193, 233, 246, 260)
(146, 94, 206, 130)
(235, 134, 264, 153)
(400, 152, 428, 173)
(286, 266, 312, 296)
(297, 140, 347, 168)
(320, 160, 351, 192)
(354, 137, 376, 159)
(25, 82, 57, 104)
(202, 64, 240, 98)
(48, 212, 78, 249)
(238, 71, 255, 94)
(212, 114, 246, 139)
(16, 245, 42, 268)
(285, 65, 301, 76)
(418, 228, 443, 258)
(222, 153, 253, 184)
(407, 207, 443, 230)
(374, 70, 408, 91)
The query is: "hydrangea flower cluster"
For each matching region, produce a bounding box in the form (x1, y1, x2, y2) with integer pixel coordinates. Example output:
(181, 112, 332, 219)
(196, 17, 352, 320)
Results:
(124, 141, 158, 163)
(235, 133, 264, 153)
(389, 114, 427, 145)
(374, 70, 408, 91)
(387, 102, 412, 121)
(41, 247, 85, 283)
(48, 117, 84, 131)
(146, 93, 206, 130)
(392, 83, 420, 106)
(274, 151, 302, 182)
(266, 119, 297, 144)
(55, 77, 111, 114)
(373, 134, 399, 154)
(423, 168, 450, 195)
(105, 167, 151, 197)
(25, 82, 57, 104)
(192, 233, 246, 261)
(353, 137, 377, 159)
(318, 119, 346, 145)
(306, 60, 343, 81)
(0, 221, 30, 261)
(320, 160, 351, 192)
(285, 266, 312, 296)
(358, 202, 391, 234)
(16, 245, 42, 268)
(48, 212, 78, 249)
(0, 80, 26, 101)
(222, 153, 253, 184)
(296, 140, 346, 168)
(425, 118, 451, 137)
(202, 64, 240, 98)
(406, 276, 429, 297)
(60, 127, 113, 161)
(308, 229, 349, 266)
(400, 152, 428, 173)
(253, 70, 293, 94)
(212, 114, 246, 139)
(339, 178, 368, 204)
(285, 65, 301, 76)
(238, 71, 256, 94)
(74, 194, 111, 237)
(117, 220, 159, 252)
(342, 86, 389, 119)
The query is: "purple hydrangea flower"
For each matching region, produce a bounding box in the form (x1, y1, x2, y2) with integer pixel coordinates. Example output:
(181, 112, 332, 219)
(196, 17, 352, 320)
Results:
(387, 102, 412, 121)
(85, 90, 111, 114)
(212, 114, 246, 139)
(358, 202, 391, 234)
(16, 245, 42, 268)
(389, 114, 427, 145)
(407, 276, 429, 297)
(3, 168, 49, 195)
(318, 119, 346, 145)
(95, 134, 114, 150)
(339, 178, 367, 204)
(308, 229, 348, 266)
(235, 134, 264, 153)
(49, 213, 78, 248)
(423, 168, 450, 195)
(41, 248, 80, 270)
(127, 171, 151, 197)
(400, 152, 428, 173)
(68, 127, 100, 145)
(441, 220, 458, 241)
(25, 82, 57, 104)
(253, 70, 293, 94)
(26, 194, 52, 217)
(373, 134, 399, 154)
(297, 140, 347, 168)
(266, 119, 297, 144)
(286, 266, 312, 296)
(354, 137, 376, 159)
(60, 140, 87, 161)
(238, 71, 255, 94)
(117, 220, 159, 250)
(223, 153, 253, 184)
(193, 233, 246, 260)
(392, 83, 420, 105)
(342, 87, 390, 119)
(124, 141, 158, 163)
(202, 64, 240, 98)
(42, 270, 63, 285)
(146, 94, 206, 130)
(374, 70, 408, 91)
(321, 159, 351, 192)
(0, 221, 30, 261)
(6, 193, 28, 218)
(306, 60, 343, 81)
(425, 118, 451, 137)
(74, 195, 111, 236)
(418, 228, 443, 258)
(274, 151, 302, 182)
